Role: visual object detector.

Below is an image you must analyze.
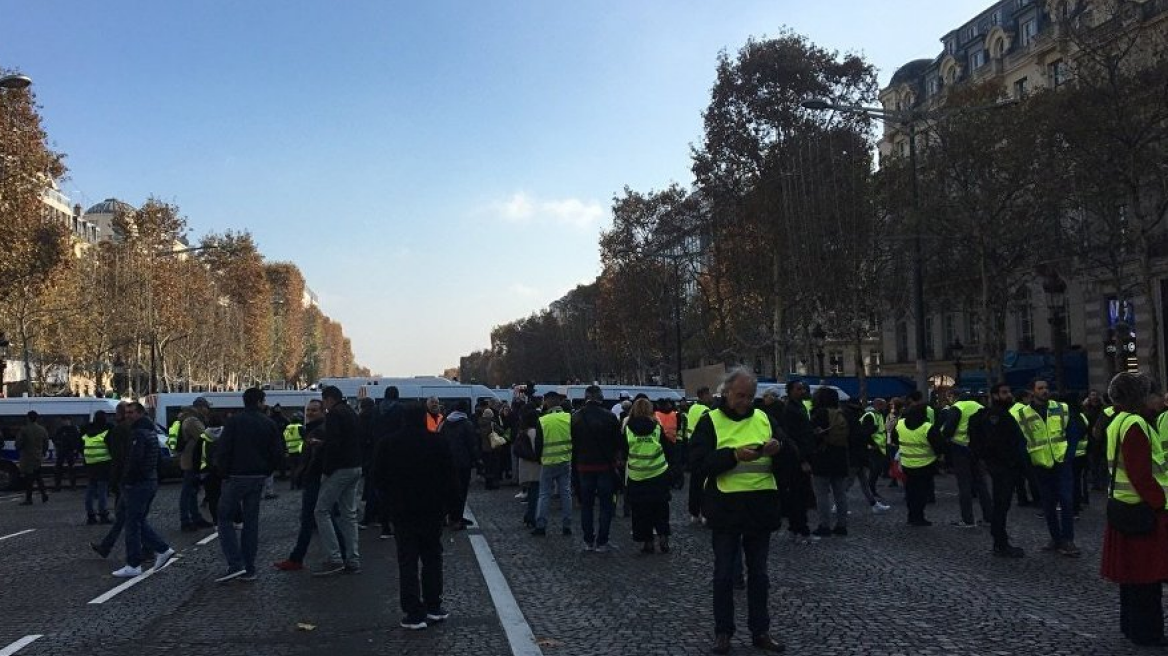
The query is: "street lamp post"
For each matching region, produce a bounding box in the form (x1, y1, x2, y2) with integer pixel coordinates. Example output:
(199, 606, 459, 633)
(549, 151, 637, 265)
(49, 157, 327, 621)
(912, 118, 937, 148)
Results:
(950, 338, 964, 390)
(0, 331, 9, 397)
(1043, 272, 1068, 394)
(0, 74, 32, 90)
(812, 323, 827, 379)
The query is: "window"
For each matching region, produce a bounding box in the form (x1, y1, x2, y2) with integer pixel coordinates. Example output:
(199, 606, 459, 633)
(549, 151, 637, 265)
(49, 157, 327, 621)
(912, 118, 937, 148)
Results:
(966, 312, 982, 347)
(943, 312, 959, 349)
(1021, 19, 1038, 47)
(991, 10, 1001, 26)
(1015, 0, 1031, 8)
(1049, 59, 1066, 86)
(1014, 77, 1029, 98)
(946, 39, 957, 55)
(896, 321, 909, 363)
(829, 351, 845, 375)
(927, 77, 941, 97)
(867, 350, 883, 375)
(1014, 289, 1034, 350)
(969, 49, 986, 70)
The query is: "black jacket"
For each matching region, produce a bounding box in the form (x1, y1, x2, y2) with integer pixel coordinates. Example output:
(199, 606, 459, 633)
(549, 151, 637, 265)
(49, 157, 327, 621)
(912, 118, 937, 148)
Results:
(378, 424, 458, 526)
(123, 416, 160, 485)
(321, 402, 362, 474)
(441, 412, 480, 470)
(689, 407, 785, 533)
(781, 399, 815, 462)
(216, 407, 283, 477)
(377, 399, 404, 440)
(571, 401, 624, 467)
(294, 418, 327, 485)
(969, 403, 1028, 470)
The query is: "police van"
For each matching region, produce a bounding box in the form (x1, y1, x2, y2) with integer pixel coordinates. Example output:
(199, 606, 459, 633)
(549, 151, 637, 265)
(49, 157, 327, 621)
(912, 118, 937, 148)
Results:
(0, 397, 175, 491)
(356, 382, 500, 413)
(147, 390, 322, 429)
(529, 384, 684, 408)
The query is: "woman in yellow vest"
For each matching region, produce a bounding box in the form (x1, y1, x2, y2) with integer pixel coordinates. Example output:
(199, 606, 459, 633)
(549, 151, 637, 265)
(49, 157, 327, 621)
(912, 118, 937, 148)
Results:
(626, 398, 676, 554)
(82, 411, 114, 525)
(1101, 372, 1168, 647)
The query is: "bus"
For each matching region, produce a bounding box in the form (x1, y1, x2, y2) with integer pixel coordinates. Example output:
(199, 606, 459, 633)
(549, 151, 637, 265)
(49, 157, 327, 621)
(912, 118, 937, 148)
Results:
(0, 397, 175, 491)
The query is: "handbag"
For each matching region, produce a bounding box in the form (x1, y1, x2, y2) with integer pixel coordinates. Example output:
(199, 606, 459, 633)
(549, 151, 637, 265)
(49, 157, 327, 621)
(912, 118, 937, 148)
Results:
(488, 431, 507, 450)
(1105, 426, 1156, 535)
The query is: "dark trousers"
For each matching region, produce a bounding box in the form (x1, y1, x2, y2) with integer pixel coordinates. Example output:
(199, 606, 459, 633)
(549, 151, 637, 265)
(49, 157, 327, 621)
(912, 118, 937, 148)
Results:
(712, 531, 770, 637)
(1016, 461, 1041, 505)
(122, 480, 169, 568)
(904, 465, 935, 523)
(290, 475, 345, 563)
(483, 449, 502, 489)
(1034, 462, 1074, 543)
(577, 470, 617, 546)
(688, 469, 706, 519)
(781, 469, 812, 536)
(523, 481, 540, 526)
(1120, 583, 1164, 645)
(203, 473, 224, 524)
(449, 468, 471, 523)
(950, 447, 992, 524)
(1072, 455, 1090, 511)
(54, 451, 78, 489)
(23, 467, 47, 502)
(867, 451, 887, 501)
(987, 466, 1019, 548)
(394, 520, 444, 616)
(98, 494, 128, 553)
(630, 500, 670, 542)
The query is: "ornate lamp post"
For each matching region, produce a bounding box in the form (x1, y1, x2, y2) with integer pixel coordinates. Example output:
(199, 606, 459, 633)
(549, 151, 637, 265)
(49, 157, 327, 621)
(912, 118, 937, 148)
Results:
(950, 338, 964, 390)
(0, 332, 9, 397)
(812, 324, 827, 379)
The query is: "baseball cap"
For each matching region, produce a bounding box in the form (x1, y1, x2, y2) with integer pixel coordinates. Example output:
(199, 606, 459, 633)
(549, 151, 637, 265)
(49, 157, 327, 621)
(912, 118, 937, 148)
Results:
(192, 397, 211, 408)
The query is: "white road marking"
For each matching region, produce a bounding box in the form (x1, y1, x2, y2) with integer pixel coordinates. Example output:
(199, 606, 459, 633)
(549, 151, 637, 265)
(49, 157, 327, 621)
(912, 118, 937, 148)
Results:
(464, 504, 543, 656)
(0, 529, 35, 542)
(87, 555, 181, 605)
(196, 531, 219, 546)
(0, 635, 43, 656)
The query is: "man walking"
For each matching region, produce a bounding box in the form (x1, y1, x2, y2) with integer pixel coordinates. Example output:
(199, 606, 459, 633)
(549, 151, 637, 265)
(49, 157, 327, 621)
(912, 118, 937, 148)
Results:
(781, 381, 816, 542)
(685, 387, 714, 524)
(439, 401, 480, 530)
(313, 385, 363, 576)
(690, 368, 787, 654)
(572, 385, 624, 552)
(941, 393, 992, 528)
(274, 399, 345, 571)
(17, 412, 49, 505)
(82, 411, 114, 525)
(111, 402, 175, 578)
(378, 402, 458, 630)
(91, 402, 133, 559)
(214, 388, 283, 582)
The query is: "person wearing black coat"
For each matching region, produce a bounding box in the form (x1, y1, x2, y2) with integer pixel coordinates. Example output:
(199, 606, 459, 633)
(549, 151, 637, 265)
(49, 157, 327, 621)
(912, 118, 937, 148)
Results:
(969, 382, 1028, 557)
(375, 402, 458, 630)
(440, 401, 480, 529)
(779, 380, 815, 542)
(312, 386, 363, 575)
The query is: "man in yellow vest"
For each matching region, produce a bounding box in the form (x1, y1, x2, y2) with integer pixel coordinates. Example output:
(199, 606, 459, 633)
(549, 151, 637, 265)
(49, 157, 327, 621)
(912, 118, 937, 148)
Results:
(690, 368, 786, 655)
(179, 398, 214, 531)
(941, 393, 992, 528)
(859, 398, 892, 513)
(1017, 379, 1079, 557)
(685, 386, 714, 524)
(532, 390, 573, 537)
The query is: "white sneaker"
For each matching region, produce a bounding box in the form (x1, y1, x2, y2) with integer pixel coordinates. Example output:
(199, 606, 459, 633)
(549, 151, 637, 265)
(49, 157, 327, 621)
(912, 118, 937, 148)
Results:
(872, 502, 891, 514)
(112, 565, 142, 578)
(514, 492, 527, 500)
(153, 547, 176, 571)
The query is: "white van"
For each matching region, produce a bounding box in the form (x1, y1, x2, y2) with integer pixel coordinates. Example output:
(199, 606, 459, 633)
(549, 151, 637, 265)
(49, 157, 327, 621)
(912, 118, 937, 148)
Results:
(146, 390, 322, 427)
(356, 382, 500, 414)
(0, 397, 174, 491)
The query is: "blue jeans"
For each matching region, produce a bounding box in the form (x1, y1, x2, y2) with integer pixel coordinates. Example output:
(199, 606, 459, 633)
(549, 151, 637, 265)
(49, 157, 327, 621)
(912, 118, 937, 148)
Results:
(1034, 461, 1074, 543)
(122, 480, 169, 568)
(289, 475, 346, 563)
(315, 467, 362, 566)
(712, 531, 771, 637)
(180, 470, 203, 525)
(577, 470, 616, 546)
(85, 478, 109, 517)
(535, 463, 572, 530)
(218, 476, 265, 574)
(98, 494, 127, 554)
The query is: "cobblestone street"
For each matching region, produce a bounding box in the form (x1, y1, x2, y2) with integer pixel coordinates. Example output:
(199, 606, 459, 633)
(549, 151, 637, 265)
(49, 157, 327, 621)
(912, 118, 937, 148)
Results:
(0, 473, 1154, 655)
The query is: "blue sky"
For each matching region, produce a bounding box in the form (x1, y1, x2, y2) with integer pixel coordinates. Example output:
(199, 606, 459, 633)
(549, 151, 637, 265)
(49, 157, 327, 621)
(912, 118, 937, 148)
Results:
(2, 1, 990, 376)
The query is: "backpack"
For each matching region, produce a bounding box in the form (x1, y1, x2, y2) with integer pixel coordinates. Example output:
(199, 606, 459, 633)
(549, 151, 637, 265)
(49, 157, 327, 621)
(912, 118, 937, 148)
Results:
(824, 409, 850, 448)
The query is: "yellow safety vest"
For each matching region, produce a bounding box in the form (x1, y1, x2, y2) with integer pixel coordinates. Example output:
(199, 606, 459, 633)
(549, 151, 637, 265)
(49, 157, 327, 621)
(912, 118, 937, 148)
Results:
(1156, 411, 1168, 456)
(199, 430, 218, 471)
(897, 422, 936, 469)
(1107, 412, 1168, 508)
(1075, 413, 1090, 458)
(708, 409, 776, 493)
(167, 420, 181, 451)
(862, 410, 886, 455)
(626, 425, 668, 482)
(951, 400, 984, 447)
(1017, 401, 1069, 468)
(683, 403, 710, 442)
(538, 409, 572, 465)
(83, 431, 111, 465)
(284, 423, 304, 455)
(926, 406, 936, 425)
